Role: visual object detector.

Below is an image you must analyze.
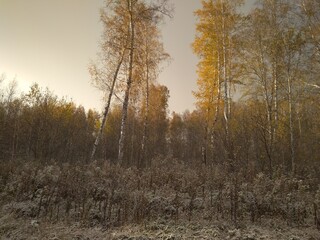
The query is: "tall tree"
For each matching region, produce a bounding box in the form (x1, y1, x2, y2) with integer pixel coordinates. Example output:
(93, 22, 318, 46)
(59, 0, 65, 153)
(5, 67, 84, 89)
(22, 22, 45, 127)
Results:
(89, 0, 131, 161)
(116, 0, 171, 165)
(193, 0, 243, 166)
(135, 13, 170, 168)
(238, 0, 289, 176)
(117, 0, 135, 165)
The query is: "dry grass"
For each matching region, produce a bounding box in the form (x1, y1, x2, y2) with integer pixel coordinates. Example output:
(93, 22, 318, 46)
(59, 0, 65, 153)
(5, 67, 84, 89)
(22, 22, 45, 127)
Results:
(1, 158, 320, 239)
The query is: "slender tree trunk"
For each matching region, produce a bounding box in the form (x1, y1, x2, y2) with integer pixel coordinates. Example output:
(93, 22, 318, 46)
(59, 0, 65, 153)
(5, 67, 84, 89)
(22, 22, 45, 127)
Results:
(209, 54, 221, 165)
(285, 44, 297, 174)
(209, 4, 222, 165)
(221, 1, 231, 165)
(272, 59, 279, 173)
(90, 49, 126, 161)
(227, 35, 232, 118)
(118, 0, 135, 165)
(223, 48, 228, 142)
(222, 6, 228, 134)
(288, 74, 295, 174)
(273, 61, 278, 139)
(213, 54, 221, 128)
(11, 121, 15, 161)
(259, 35, 273, 177)
(140, 89, 149, 168)
(129, 106, 136, 165)
(140, 64, 149, 169)
(203, 108, 209, 165)
(139, 23, 151, 169)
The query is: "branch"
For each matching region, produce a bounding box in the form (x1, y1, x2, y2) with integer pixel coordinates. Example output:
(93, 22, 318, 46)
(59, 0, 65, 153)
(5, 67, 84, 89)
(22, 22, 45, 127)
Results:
(304, 81, 320, 89)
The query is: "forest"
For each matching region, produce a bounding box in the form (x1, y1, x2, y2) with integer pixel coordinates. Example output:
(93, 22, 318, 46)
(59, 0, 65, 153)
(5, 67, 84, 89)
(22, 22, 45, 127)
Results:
(0, 0, 320, 239)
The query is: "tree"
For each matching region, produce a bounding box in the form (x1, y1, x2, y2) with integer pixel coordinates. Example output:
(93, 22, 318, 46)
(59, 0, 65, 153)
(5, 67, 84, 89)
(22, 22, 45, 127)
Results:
(135, 13, 170, 168)
(193, 0, 243, 167)
(115, 0, 171, 165)
(238, 0, 288, 176)
(238, 0, 312, 175)
(89, 0, 131, 161)
(169, 112, 185, 160)
(145, 84, 169, 164)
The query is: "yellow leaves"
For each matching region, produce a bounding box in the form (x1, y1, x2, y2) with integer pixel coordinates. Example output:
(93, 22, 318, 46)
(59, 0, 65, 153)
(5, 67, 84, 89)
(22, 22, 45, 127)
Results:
(193, 0, 243, 119)
(193, 1, 222, 113)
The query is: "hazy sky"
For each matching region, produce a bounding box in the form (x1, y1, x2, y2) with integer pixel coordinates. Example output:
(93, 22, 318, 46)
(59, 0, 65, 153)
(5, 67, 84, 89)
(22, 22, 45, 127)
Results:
(0, 0, 254, 114)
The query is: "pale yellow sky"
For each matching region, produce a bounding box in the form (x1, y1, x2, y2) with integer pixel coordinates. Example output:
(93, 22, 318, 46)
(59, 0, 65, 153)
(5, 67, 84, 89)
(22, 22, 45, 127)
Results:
(0, 0, 104, 110)
(0, 0, 254, 113)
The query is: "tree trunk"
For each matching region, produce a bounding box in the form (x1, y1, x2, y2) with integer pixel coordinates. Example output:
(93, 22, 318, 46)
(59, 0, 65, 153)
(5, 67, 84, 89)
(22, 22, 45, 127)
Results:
(210, 51, 222, 162)
(118, 0, 135, 165)
(140, 64, 149, 169)
(288, 74, 295, 174)
(221, 0, 231, 166)
(90, 48, 126, 161)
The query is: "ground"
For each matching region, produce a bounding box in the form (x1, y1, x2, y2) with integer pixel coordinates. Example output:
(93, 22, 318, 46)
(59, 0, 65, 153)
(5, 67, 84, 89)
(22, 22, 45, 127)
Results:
(1, 211, 319, 240)
(1, 161, 320, 239)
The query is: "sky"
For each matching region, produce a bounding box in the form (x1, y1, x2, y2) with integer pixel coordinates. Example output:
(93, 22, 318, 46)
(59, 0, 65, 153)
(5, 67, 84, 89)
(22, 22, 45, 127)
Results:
(0, 0, 254, 114)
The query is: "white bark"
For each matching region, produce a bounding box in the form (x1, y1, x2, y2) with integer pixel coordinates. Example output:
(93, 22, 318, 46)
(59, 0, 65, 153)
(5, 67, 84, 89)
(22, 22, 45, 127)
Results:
(221, 1, 229, 141)
(288, 74, 296, 174)
(140, 73, 149, 168)
(118, 0, 135, 165)
(90, 48, 126, 161)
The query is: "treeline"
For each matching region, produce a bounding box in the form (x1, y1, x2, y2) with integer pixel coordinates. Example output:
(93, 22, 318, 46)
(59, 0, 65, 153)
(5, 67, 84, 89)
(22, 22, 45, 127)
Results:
(0, 81, 98, 162)
(1, 77, 318, 178)
(0, 80, 169, 165)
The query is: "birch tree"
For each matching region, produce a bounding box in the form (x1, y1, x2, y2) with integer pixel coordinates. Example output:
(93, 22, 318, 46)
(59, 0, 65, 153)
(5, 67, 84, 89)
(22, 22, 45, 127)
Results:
(282, 28, 306, 174)
(240, 0, 308, 174)
(117, 0, 172, 165)
(89, 0, 171, 163)
(193, 0, 243, 166)
(135, 14, 169, 168)
(193, 0, 222, 165)
(89, 0, 131, 161)
(238, 0, 290, 176)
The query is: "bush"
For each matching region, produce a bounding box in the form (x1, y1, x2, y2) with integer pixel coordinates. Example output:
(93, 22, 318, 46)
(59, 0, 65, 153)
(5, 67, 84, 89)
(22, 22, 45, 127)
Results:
(0, 159, 319, 228)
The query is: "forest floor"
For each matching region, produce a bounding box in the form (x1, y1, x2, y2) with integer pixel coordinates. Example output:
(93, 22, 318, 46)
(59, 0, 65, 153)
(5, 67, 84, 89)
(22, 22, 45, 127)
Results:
(1, 160, 320, 239)
(1, 208, 319, 240)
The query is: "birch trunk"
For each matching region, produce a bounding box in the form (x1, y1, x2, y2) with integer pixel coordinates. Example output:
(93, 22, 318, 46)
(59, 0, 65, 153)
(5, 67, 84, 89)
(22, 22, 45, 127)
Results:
(222, 3, 228, 134)
(139, 21, 151, 169)
(209, 4, 222, 165)
(213, 54, 221, 127)
(273, 61, 278, 139)
(140, 74, 149, 168)
(258, 33, 274, 177)
(221, 1, 230, 164)
(90, 48, 126, 161)
(118, 0, 135, 165)
(288, 74, 295, 174)
(209, 54, 221, 164)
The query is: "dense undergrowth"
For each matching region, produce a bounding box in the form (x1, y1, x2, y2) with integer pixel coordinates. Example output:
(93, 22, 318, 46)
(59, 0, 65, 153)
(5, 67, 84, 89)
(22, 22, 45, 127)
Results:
(1, 158, 320, 231)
